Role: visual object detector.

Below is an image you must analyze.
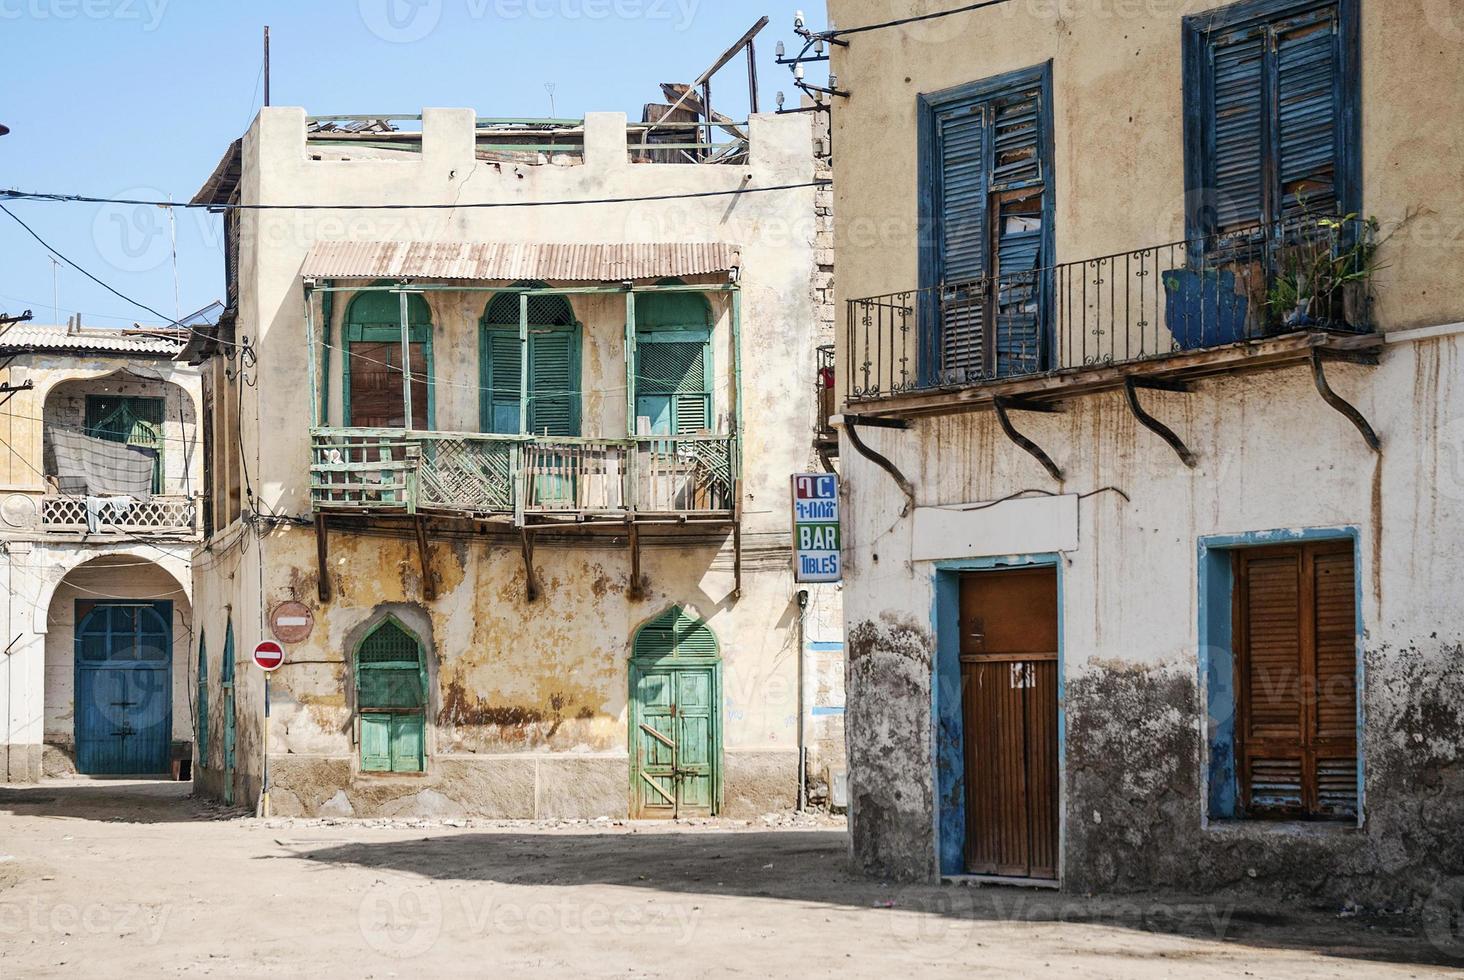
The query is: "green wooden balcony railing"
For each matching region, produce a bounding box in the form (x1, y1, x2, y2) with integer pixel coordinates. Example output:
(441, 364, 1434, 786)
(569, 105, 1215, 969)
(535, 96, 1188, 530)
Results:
(310, 428, 737, 522)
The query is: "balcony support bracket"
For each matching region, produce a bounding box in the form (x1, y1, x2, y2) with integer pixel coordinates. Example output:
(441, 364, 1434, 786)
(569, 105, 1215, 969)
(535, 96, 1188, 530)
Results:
(993, 397, 1064, 482)
(314, 515, 331, 603)
(627, 522, 646, 601)
(1124, 378, 1198, 469)
(413, 516, 437, 602)
(520, 529, 541, 603)
(1311, 350, 1381, 453)
(844, 421, 915, 517)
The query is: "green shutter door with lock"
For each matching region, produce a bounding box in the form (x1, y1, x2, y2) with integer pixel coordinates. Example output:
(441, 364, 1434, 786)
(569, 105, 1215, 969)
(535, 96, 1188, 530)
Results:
(356, 620, 427, 774)
(480, 327, 582, 437)
(85, 396, 165, 493)
(630, 607, 720, 818)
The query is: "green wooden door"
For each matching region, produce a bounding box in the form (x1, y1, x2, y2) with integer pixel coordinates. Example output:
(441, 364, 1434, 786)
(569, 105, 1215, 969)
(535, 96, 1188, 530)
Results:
(222, 624, 236, 805)
(631, 665, 718, 818)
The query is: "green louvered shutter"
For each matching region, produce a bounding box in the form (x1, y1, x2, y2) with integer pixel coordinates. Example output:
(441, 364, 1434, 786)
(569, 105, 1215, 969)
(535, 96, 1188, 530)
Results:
(637, 340, 710, 436)
(1276, 9, 1341, 221)
(196, 636, 208, 769)
(528, 331, 581, 437)
(634, 608, 719, 661)
(357, 621, 426, 774)
(483, 329, 522, 434)
(1208, 29, 1268, 234)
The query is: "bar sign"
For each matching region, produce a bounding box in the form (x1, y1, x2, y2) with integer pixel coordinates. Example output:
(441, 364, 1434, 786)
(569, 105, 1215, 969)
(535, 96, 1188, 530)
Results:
(792, 474, 841, 584)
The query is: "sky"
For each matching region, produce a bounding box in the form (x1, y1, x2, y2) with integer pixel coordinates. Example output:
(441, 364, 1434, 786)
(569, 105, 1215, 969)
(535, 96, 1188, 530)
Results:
(0, 0, 828, 329)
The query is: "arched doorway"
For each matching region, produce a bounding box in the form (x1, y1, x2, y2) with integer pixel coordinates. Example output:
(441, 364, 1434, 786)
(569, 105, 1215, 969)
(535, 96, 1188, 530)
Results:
(629, 607, 722, 818)
(42, 554, 192, 778)
(73, 601, 173, 774)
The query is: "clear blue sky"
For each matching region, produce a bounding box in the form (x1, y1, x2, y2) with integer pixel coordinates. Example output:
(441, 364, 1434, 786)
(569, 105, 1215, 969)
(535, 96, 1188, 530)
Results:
(0, 1, 827, 328)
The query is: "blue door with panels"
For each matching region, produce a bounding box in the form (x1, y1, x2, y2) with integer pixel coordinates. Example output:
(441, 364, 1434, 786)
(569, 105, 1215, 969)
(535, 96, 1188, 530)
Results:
(74, 601, 173, 775)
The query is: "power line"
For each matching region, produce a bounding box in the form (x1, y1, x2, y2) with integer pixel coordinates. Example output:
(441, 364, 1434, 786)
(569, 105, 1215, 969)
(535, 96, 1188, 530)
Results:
(828, 0, 1018, 38)
(0, 204, 240, 352)
(0, 180, 832, 213)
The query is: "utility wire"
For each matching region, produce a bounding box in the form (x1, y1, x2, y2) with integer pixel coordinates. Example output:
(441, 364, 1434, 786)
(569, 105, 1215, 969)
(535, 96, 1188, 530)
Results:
(828, 0, 1018, 37)
(0, 180, 832, 212)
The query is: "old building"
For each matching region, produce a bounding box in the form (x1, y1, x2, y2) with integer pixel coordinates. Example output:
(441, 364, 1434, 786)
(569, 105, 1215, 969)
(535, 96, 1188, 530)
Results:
(187, 46, 845, 817)
(825, 0, 1462, 906)
(0, 317, 204, 782)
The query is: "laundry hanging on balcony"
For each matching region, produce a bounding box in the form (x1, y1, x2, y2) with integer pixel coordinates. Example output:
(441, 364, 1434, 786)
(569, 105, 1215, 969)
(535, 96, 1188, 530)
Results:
(48, 426, 157, 499)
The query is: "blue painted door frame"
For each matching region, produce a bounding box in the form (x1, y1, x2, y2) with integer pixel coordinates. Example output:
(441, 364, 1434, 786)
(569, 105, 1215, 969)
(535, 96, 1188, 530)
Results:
(931, 555, 1065, 878)
(74, 601, 173, 775)
(1197, 526, 1365, 825)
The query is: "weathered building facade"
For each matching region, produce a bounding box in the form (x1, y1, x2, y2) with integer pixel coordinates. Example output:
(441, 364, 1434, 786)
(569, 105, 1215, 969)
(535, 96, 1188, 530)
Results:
(827, 0, 1463, 907)
(188, 79, 844, 817)
(0, 322, 203, 782)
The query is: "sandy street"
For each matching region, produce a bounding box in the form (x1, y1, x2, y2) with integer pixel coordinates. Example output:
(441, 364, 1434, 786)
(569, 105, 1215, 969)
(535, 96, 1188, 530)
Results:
(0, 780, 1453, 978)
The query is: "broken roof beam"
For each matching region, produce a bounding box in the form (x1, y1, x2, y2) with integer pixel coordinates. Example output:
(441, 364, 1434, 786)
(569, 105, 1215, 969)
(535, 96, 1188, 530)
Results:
(641, 16, 769, 145)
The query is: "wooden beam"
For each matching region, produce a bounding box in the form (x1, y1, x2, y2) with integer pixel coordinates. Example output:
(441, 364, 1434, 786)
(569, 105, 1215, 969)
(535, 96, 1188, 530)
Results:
(314, 515, 331, 602)
(413, 516, 437, 601)
(645, 17, 769, 134)
(520, 529, 541, 603)
(627, 523, 645, 601)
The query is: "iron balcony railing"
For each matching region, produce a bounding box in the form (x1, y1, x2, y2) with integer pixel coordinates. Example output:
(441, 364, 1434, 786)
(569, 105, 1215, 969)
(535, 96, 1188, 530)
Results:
(310, 428, 737, 522)
(845, 216, 1376, 404)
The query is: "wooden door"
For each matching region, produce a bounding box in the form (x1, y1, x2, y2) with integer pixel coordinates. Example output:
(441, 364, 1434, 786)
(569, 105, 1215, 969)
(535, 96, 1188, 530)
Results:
(74, 602, 173, 775)
(630, 664, 718, 819)
(960, 568, 1060, 879)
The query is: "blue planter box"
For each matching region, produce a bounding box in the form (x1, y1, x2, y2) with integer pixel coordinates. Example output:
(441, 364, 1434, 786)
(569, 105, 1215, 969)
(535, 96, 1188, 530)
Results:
(1163, 268, 1250, 350)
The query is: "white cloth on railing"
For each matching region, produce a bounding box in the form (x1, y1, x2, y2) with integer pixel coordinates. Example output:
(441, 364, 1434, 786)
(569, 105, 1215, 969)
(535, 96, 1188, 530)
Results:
(48, 427, 156, 499)
(84, 496, 136, 534)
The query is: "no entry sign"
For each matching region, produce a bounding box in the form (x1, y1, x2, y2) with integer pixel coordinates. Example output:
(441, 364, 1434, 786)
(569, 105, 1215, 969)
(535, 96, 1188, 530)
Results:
(252, 640, 286, 672)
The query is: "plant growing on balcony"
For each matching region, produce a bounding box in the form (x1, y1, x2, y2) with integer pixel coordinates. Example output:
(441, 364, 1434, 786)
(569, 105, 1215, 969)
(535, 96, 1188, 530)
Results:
(1266, 212, 1384, 331)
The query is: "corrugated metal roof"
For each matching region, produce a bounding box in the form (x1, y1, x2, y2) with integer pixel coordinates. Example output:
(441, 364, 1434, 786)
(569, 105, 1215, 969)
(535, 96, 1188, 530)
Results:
(0, 325, 187, 356)
(300, 241, 742, 282)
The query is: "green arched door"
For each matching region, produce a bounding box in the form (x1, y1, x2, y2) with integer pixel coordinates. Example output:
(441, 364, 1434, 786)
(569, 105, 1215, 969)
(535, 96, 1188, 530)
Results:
(629, 607, 721, 818)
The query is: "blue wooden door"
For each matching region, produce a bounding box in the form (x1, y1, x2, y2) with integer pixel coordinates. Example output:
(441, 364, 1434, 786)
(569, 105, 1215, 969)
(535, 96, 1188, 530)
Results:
(74, 602, 172, 775)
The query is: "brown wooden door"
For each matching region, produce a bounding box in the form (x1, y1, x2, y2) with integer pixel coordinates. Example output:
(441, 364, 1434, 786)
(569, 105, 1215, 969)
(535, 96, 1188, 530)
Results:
(960, 567, 1060, 879)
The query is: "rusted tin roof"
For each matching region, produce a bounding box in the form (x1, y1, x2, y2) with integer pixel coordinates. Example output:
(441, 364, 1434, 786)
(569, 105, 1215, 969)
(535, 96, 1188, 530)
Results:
(0, 325, 187, 356)
(299, 241, 741, 282)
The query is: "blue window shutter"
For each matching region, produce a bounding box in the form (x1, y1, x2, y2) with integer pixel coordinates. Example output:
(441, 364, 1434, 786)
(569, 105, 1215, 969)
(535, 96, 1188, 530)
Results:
(1276, 10, 1341, 220)
(528, 330, 581, 437)
(936, 103, 989, 383)
(1209, 30, 1269, 233)
(991, 91, 1046, 378)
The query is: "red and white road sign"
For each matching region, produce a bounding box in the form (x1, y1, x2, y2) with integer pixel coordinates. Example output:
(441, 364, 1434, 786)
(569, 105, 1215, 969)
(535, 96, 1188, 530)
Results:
(252, 640, 286, 672)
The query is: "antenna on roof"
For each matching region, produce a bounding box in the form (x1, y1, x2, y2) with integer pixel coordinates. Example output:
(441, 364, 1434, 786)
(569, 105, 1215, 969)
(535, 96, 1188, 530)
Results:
(264, 26, 272, 107)
(545, 83, 557, 118)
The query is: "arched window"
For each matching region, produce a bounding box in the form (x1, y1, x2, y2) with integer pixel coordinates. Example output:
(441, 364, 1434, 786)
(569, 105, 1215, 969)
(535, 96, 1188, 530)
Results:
(632, 606, 720, 661)
(355, 618, 427, 773)
(634, 283, 713, 437)
(343, 289, 434, 429)
(196, 633, 209, 769)
(480, 283, 581, 435)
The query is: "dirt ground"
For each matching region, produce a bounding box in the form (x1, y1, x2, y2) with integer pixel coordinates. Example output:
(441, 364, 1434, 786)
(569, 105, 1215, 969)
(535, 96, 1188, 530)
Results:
(0, 780, 1455, 978)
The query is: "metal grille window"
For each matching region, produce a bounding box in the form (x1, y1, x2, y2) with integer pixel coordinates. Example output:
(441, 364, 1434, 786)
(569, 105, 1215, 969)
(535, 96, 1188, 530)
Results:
(634, 288, 714, 437)
(1232, 541, 1358, 820)
(480, 285, 582, 437)
(355, 619, 427, 774)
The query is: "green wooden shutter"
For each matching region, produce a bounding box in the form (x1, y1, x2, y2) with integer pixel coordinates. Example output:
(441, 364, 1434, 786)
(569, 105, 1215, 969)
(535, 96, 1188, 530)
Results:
(936, 101, 989, 382)
(636, 340, 710, 436)
(528, 330, 581, 437)
(1208, 30, 1268, 233)
(356, 620, 428, 774)
(1276, 9, 1341, 220)
(196, 636, 208, 769)
(634, 607, 719, 661)
(360, 715, 393, 772)
(483, 329, 523, 434)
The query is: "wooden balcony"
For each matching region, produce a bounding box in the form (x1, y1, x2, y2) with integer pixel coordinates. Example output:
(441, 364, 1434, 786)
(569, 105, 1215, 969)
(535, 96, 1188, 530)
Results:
(310, 428, 737, 527)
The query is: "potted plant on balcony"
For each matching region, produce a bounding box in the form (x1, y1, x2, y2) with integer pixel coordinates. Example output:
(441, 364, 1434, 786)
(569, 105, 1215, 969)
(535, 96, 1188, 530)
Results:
(1266, 213, 1383, 332)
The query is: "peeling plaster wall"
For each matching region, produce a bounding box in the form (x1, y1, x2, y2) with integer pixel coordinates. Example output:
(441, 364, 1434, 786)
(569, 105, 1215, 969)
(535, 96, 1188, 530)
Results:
(189, 107, 837, 816)
(837, 333, 1464, 905)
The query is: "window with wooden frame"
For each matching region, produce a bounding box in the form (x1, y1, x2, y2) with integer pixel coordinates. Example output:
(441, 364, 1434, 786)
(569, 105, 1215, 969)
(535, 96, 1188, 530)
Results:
(1183, 0, 1360, 243)
(479, 285, 582, 437)
(1232, 540, 1358, 820)
(918, 63, 1054, 386)
(355, 619, 427, 775)
(343, 290, 434, 430)
(634, 286, 714, 437)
